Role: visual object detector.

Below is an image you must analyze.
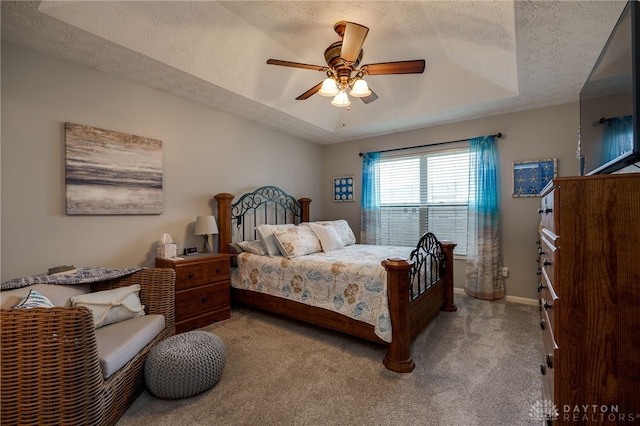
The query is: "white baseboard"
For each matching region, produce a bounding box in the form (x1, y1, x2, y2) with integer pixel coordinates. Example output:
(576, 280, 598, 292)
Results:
(454, 287, 538, 306)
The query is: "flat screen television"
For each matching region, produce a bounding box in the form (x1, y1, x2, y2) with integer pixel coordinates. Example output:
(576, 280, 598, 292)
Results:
(579, 0, 640, 175)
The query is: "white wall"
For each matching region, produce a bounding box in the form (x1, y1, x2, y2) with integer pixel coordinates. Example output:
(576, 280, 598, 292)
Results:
(322, 104, 583, 301)
(1, 42, 323, 281)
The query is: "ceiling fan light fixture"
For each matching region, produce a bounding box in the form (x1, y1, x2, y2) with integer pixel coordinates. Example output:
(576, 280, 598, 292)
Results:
(331, 90, 351, 107)
(350, 78, 371, 97)
(319, 78, 340, 97)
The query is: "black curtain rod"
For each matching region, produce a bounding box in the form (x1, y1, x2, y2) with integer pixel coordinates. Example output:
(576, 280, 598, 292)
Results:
(358, 132, 503, 157)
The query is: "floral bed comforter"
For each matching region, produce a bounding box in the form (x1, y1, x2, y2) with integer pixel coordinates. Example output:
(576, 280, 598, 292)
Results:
(231, 244, 413, 342)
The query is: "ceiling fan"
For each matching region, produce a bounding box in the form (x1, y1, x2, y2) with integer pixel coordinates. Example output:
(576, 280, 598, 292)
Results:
(266, 21, 426, 107)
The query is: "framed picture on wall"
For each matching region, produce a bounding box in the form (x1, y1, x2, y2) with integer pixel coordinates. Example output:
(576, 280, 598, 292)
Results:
(333, 176, 355, 202)
(512, 158, 557, 197)
(65, 122, 164, 214)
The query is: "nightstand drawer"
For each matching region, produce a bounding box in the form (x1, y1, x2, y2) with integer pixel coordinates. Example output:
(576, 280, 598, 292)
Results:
(175, 281, 230, 321)
(174, 259, 229, 290)
(202, 258, 230, 283)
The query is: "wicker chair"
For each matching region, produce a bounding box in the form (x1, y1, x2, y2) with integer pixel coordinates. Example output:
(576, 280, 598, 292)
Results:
(1, 268, 176, 426)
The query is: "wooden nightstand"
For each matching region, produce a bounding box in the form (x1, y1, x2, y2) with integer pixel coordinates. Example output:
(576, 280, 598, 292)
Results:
(156, 253, 231, 333)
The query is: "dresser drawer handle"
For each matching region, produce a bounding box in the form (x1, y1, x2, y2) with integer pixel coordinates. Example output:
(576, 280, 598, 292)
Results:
(188, 272, 195, 279)
(543, 302, 553, 310)
(546, 353, 554, 369)
(216, 267, 222, 273)
(544, 208, 553, 214)
(540, 319, 546, 330)
(537, 283, 546, 292)
(201, 296, 208, 303)
(540, 364, 547, 376)
(537, 208, 544, 214)
(538, 247, 545, 256)
(536, 268, 542, 276)
(543, 260, 552, 267)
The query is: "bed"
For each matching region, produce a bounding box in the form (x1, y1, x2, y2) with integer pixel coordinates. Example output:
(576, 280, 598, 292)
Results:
(214, 186, 456, 373)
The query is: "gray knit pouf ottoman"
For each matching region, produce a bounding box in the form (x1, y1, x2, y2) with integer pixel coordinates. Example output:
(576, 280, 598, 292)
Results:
(144, 330, 226, 399)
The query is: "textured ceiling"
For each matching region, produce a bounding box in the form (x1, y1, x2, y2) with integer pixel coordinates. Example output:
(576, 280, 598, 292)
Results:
(0, 1, 628, 144)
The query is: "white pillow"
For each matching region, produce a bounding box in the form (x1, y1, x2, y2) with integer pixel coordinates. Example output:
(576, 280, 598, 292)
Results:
(237, 240, 268, 256)
(71, 284, 145, 329)
(309, 222, 346, 252)
(256, 224, 296, 256)
(304, 220, 356, 246)
(12, 289, 55, 309)
(272, 226, 322, 258)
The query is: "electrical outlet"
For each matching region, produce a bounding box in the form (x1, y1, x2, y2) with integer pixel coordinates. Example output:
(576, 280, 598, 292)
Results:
(501, 266, 509, 278)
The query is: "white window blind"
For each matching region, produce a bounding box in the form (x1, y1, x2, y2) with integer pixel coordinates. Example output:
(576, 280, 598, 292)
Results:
(378, 146, 469, 255)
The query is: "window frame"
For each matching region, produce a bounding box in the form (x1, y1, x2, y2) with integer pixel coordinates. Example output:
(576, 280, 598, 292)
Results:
(377, 142, 470, 256)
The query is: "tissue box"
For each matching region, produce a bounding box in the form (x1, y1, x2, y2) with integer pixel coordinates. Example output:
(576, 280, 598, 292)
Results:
(157, 243, 177, 259)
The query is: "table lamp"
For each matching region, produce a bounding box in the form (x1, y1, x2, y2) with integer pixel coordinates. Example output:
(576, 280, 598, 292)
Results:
(194, 216, 218, 253)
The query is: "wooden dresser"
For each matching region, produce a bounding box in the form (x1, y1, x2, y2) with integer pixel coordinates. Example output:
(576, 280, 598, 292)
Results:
(537, 173, 640, 424)
(156, 253, 231, 333)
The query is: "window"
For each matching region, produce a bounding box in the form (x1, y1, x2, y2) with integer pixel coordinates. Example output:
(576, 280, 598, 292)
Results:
(378, 146, 469, 255)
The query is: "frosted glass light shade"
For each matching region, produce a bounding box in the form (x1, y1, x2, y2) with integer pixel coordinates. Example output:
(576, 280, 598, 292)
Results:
(331, 90, 351, 107)
(350, 79, 371, 97)
(319, 78, 340, 97)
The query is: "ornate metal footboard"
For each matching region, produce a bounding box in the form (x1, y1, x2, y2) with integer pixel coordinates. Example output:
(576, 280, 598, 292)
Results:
(409, 232, 446, 301)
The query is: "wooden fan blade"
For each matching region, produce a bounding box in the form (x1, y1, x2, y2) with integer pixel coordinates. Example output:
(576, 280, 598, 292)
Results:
(267, 59, 327, 72)
(340, 22, 369, 63)
(360, 89, 379, 104)
(362, 60, 426, 75)
(296, 82, 323, 100)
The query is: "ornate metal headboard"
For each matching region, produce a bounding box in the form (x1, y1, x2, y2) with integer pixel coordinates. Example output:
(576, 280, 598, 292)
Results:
(214, 186, 311, 253)
(231, 186, 302, 242)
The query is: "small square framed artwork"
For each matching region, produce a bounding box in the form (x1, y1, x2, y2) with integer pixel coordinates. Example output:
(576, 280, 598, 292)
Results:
(333, 176, 355, 202)
(512, 158, 557, 197)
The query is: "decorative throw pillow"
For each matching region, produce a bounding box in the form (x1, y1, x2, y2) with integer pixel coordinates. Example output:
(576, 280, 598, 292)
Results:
(308, 222, 346, 252)
(256, 224, 296, 256)
(71, 284, 145, 329)
(237, 240, 268, 256)
(12, 289, 55, 309)
(273, 226, 322, 258)
(307, 220, 357, 246)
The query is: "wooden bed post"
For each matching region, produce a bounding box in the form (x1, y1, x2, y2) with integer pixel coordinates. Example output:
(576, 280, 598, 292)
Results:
(214, 193, 234, 254)
(298, 198, 311, 223)
(381, 258, 415, 373)
(440, 242, 458, 312)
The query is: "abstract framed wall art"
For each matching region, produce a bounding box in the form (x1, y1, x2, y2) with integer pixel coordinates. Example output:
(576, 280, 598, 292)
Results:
(512, 158, 557, 197)
(333, 176, 355, 202)
(65, 122, 163, 214)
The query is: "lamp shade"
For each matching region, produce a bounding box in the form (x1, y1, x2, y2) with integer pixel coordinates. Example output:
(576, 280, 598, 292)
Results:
(319, 78, 340, 97)
(331, 90, 351, 107)
(350, 79, 371, 97)
(194, 216, 218, 235)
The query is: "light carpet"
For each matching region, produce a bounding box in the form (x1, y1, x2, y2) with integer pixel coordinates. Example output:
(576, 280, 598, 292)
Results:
(117, 294, 541, 425)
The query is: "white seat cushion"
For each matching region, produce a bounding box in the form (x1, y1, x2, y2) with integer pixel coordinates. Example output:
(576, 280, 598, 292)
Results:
(95, 314, 165, 378)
